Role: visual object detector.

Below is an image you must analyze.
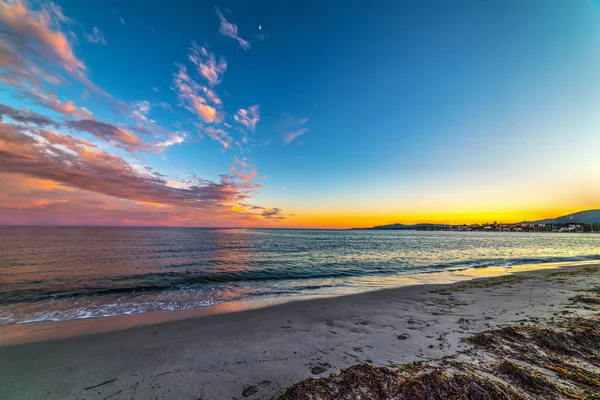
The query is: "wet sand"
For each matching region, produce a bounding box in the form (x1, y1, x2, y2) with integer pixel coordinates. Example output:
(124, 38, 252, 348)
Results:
(1, 263, 599, 400)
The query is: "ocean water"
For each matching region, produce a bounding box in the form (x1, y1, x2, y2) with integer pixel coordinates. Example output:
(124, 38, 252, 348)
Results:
(1, 227, 599, 326)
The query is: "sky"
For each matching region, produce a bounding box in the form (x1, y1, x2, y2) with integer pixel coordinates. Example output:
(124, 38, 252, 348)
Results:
(1, 0, 599, 228)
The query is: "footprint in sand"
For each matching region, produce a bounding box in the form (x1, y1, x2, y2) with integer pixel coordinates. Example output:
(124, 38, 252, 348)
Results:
(241, 381, 271, 397)
(310, 363, 332, 375)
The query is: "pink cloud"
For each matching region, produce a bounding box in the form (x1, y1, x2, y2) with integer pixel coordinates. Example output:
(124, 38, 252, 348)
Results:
(0, 119, 276, 217)
(189, 43, 226, 86)
(0, 175, 285, 227)
(66, 119, 146, 151)
(194, 102, 217, 123)
(0, 0, 106, 95)
(216, 8, 250, 50)
(0, 103, 59, 127)
(173, 64, 220, 123)
(1, 102, 179, 153)
(204, 126, 232, 149)
(284, 128, 309, 143)
(233, 156, 248, 168)
(234, 105, 260, 131)
(201, 86, 221, 105)
(28, 88, 93, 119)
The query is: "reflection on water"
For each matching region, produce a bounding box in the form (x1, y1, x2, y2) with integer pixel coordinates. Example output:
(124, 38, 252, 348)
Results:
(1, 227, 599, 325)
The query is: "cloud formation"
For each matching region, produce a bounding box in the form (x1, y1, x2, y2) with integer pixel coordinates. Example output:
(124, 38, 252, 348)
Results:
(26, 88, 93, 119)
(203, 126, 232, 149)
(65, 119, 146, 152)
(154, 132, 185, 152)
(0, 0, 105, 94)
(216, 8, 250, 50)
(189, 43, 226, 86)
(173, 64, 219, 123)
(84, 26, 107, 45)
(234, 105, 260, 131)
(0, 103, 59, 127)
(0, 120, 275, 219)
(0, 3, 286, 227)
(284, 128, 309, 143)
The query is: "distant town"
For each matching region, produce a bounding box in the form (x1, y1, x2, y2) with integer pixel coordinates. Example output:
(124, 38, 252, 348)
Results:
(442, 220, 598, 233)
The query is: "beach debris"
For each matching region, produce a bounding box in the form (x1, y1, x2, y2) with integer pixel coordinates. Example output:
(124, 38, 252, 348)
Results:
(83, 378, 117, 390)
(397, 333, 410, 340)
(280, 316, 600, 399)
(458, 317, 471, 330)
(495, 360, 560, 397)
(570, 294, 600, 305)
(279, 364, 522, 400)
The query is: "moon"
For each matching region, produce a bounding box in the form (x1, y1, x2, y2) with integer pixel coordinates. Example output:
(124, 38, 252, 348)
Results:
(259, 25, 262, 30)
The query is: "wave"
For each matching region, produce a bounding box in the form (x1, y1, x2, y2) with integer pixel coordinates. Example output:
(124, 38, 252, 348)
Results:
(2, 254, 599, 306)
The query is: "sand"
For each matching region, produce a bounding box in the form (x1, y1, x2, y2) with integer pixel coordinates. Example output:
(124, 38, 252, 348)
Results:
(1, 263, 599, 400)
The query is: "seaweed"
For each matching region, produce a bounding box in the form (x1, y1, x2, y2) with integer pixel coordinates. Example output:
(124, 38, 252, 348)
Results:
(495, 360, 559, 396)
(570, 294, 600, 305)
(280, 316, 600, 399)
(279, 364, 523, 400)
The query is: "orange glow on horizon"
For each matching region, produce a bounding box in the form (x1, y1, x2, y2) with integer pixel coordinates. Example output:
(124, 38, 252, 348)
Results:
(272, 207, 596, 229)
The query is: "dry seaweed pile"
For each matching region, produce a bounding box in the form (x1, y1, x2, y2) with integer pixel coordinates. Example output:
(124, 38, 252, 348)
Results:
(279, 364, 523, 400)
(279, 317, 600, 400)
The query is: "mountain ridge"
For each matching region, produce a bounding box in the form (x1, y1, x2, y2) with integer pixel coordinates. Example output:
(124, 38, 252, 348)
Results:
(520, 209, 600, 225)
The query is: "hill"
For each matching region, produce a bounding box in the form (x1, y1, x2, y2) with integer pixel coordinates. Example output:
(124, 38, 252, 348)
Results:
(522, 209, 600, 224)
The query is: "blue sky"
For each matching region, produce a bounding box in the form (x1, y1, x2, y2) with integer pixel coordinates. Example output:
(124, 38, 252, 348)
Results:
(1, 0, 599, 227)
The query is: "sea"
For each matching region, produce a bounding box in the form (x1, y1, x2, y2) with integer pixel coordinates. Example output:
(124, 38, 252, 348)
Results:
(1, 226, 599, 326)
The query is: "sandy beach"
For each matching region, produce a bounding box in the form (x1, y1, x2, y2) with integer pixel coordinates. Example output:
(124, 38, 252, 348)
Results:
(1, 263, 600, 400)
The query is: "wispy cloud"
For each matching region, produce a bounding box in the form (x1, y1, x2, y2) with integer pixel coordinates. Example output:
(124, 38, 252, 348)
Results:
(189, 42, 226, 86)
(234, 105, 260, 131)
(216, 8, 250, 50)
(281, 116, 310, 143)
(173, 64, 219, 123)
(0, 103, 59, 127)
(84, 26, 107, 45)
(66, 119, 147, 152)
(154, 132, 186, 152)
(26, 88, 93, 119)
(131, 100, 151, 126)
(230, 156, 257, 182)
(284, 128, 309, 143)
(0, 120, 282, 223)
(173, 43, 227, 132)
(0, 0, 106, 95)
(203, 126, 232, 149)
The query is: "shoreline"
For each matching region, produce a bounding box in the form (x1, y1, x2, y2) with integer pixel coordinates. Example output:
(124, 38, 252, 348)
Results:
(1, 259, 593, 347)
(1, 262, 599, 399)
